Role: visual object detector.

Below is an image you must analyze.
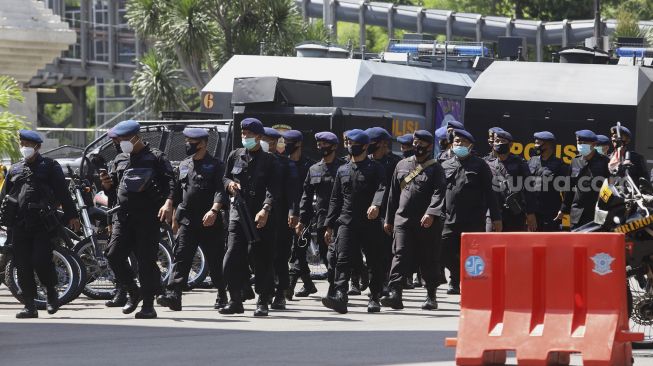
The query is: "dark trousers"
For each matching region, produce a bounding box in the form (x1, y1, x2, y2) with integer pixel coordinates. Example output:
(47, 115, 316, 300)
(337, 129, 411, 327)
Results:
(334, 220, 384, 296)
(536, 213, 560, 232)
(289, 226, 329, 283)
(381, 219, 393, 281)
(107, 215, 161, 298)
(502, 210, 526, 232)
(388, 219, 444, 289)
(12, 227, 57, 301)
(441, 222, 485, 286)
(273, 219, 293, 292)
(224, 220, 274, 298)
(168, 222, 225, 291)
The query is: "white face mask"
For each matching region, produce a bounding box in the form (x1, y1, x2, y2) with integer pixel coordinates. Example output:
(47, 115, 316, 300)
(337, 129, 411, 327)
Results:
(120, 136, 138, 154)
(20, 147, 35, 159)
(260, 140, 270, 153)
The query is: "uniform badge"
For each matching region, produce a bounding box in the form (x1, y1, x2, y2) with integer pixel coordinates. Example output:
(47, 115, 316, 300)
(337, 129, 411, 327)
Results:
(464, 255, 485, 277)
(591, 253, 614, 276)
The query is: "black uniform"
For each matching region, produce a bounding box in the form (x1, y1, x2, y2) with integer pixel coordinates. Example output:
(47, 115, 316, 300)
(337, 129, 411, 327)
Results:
(437, 149, 453, 163)
(105, 144, 175, 300)
(223, 148, 279, 300)
(296, 157, 346, 289)
(374, 153, 402, 278)
(488, 154, 536, 232)
(2, 155, 77, 302)
(609, 149, 648, 184)
(385, 156, 446, 290)
(561, 153, 609, 228)
(528, 155, 568, 231)
(325, 158, 387, 296)
(168, 154, 227, 292)
(441, 155, 501, 286)
(287, 156, 316, 283)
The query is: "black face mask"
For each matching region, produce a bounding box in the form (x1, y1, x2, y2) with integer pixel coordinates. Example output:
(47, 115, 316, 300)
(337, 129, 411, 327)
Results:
(113, 142, 122, 154)
(531, 145, 542, 156)
(318, 146, 334, 157)
(402, 150, 415, 158)
(348, 144, 365, 157)
(185, 142, 200, 156)
(493, 143, 510, 155)
(367, 143, 379, 154)
(284, 142, 298, 156)
(415, 145, 430, 158)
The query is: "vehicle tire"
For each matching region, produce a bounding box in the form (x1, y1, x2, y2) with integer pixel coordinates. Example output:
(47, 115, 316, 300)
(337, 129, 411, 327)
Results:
(5, 247, 81, 310)
(73, 238, 117, 300)
(627, 269, 653, 349)
(186, 247, 208, 289)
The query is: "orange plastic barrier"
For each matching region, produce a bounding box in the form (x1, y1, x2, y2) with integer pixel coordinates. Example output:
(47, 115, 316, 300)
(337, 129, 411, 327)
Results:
(445, 232, 643, 366)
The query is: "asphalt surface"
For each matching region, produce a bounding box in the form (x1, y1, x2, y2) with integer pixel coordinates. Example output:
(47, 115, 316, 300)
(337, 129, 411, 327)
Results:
(1, 281, 652, 365)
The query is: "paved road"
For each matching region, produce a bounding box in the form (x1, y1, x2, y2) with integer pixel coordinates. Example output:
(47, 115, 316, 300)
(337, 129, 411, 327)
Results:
(0, 281, 652, 365)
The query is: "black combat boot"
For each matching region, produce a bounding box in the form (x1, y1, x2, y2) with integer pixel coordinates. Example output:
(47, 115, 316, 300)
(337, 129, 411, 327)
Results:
(254, 295, 269, 316)
(447, 282, 460, 295)
(16, 300, 38, 319)
(322, 290, 348, 314)
(214, 288, 228, 309)
(122, 284, 142, 314)
(156, 289, 182, 311)
(422, 286, 438, 310)
(105, 286, 127, 307)
(285, 276, 298, 301)
(380, 287, 404, 310)
(135, 296, 158, 319)
(295, 275, 318, 297)
(348, 278, 362, 296)
(46, 287, 59, 315)
(413, 273, 423, 288)
(403, 277, 415, 290)
(367, 293, 381, 313)
(271, 290, 286, 310)
(219, 292, 244, 314)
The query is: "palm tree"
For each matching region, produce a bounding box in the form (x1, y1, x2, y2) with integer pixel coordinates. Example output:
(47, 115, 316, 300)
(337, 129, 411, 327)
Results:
(130, 50, 189, 115)
(0, 76, 27, 160)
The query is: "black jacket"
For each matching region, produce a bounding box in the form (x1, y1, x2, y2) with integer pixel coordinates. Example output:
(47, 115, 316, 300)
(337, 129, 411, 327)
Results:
(174, 153, 226, 224)
(299, 157, 346, 228)
(561, 152, 609, 226)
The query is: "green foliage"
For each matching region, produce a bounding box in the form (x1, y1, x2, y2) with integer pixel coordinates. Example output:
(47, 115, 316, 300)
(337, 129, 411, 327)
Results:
(0, 76, 27, 159)
(613, 6, 653, 44)
(131, 50, 189, 115)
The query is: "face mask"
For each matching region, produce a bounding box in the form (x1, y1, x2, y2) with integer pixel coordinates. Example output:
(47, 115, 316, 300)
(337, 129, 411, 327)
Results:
(348, 144, 365, 157)
(402, 150, 415, 158)
(577, 143, 592, 157)
(20, 147, 35, 159)
(367, 143, 379, 154)
(414, 145, 430, 158)
(493, 143, 510, 155)
(595, 146, 607, 155)
(185, 142, 200, 156)
(531, 145, 542, 156)
(284, 142, 297, 156)
(318, 146, 334, 157)
(120, 140, 134, 154)
(452, 145, 470, 158)
(242, 137, 257, 150)
(260, 140, 270, 153)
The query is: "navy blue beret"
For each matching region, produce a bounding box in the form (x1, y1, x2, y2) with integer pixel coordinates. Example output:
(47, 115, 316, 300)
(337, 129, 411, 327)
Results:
(365, 127, 392, 142)
(596, 135, 611, 145)
(453, 129, 475, 143)
(533, 131, 556, 141)
(489, 126, 504, 134)
(241, 118, 264, 135)
(345, 129, 370, 145)
(495, 130, 514, 142)
(107, 128, 117, 139)
(413, 130, 434, 144)
(183, 127, 209, 139)
(435, 126, 447, 141)
(446, 120, 464, 130)
(315, 131, 338, 144)
(263, 127, 281, 139)
(397, 133, 413, 145)
(575, 129, 597, 142)
(610, 125, 632, 138)
(282, 130, 303, 143)
(112, 120, 140, 137)
(19, 130, 43, 144)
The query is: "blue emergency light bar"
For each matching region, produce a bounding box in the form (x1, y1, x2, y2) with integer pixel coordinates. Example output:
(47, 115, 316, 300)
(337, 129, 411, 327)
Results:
(387, 43, 492, 57)
(615, 47, 653, 58)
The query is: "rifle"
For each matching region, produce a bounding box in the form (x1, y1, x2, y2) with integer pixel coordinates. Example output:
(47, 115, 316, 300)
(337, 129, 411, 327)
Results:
(233, 190, 261, 244)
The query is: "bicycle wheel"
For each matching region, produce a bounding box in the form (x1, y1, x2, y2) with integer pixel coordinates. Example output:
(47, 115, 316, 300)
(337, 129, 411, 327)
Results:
(628, 268, 653, 348)
(5, 247, 81, 310)
(158, 242, 173, 284)
(73, 238, 117, 300)
(186, 246, 208, 289)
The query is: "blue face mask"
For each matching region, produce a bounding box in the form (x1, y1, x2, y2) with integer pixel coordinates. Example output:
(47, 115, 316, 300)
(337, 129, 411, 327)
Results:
(577, 143, 592, 157)
(452, 145, 470, 158)
(594, 146, 607, 155)
(242, 137, 257, 150)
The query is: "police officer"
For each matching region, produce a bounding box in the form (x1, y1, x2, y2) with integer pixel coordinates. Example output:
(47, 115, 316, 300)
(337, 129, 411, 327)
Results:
(323, 129, 387, 314)
(529, 131, 568, 232)
(381, 130, 446, 311)
(441, 129, 502, 295)
(488, 130, 537, 232)
(398, 134, 414, 158)
(294, 132, 345, 298)
(595, 135, 611, 156)
(438, 120, 464, 162)
(556, 130, 609, 229)
(608, 125, 648, 184)
(435, 126, 449, 163)
(221, 118, 280, 316)
(157, 128, 228, 311)
(2, 130, 80, 318)
(100, 120, 175, 319)
(484, 127, 504, 162)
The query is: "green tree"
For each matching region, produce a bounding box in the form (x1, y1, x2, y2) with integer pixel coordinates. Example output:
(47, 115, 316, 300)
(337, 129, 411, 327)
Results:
(0, 76, 27, 159)
(131, 50, 190, 115)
